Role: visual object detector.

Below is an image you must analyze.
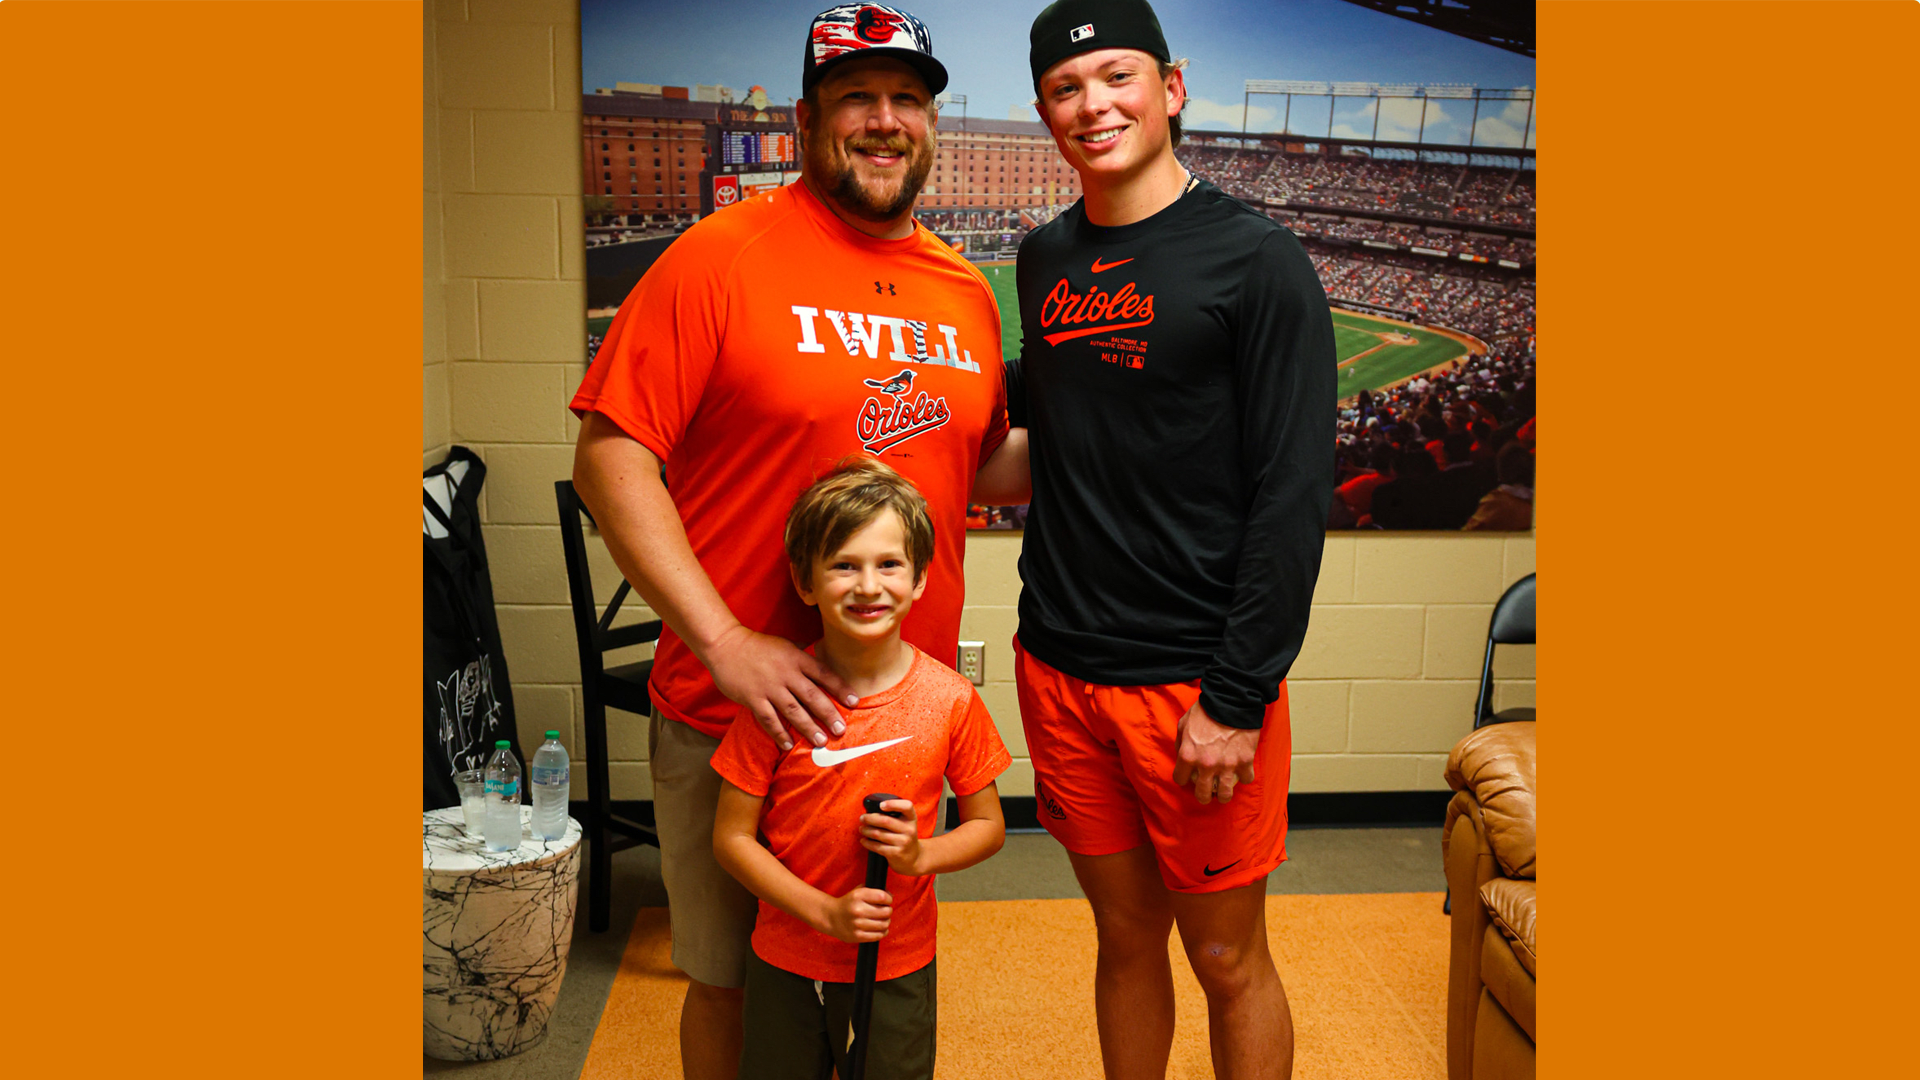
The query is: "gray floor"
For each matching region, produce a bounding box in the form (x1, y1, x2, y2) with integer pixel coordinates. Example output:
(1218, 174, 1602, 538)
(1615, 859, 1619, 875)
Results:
(936, 826, 1443, 900)
(423, 826, 1444, 1078)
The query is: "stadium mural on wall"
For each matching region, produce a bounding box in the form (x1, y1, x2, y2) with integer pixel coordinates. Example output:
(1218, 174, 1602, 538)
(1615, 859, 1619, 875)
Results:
(579, 0, 1536, 533)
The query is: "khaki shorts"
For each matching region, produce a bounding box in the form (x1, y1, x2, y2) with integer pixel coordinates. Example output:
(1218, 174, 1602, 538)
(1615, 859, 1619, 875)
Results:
(650, 707, 759, 988)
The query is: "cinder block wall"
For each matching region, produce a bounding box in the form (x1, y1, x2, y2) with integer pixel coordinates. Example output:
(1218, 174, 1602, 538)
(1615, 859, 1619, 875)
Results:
(424, 1, 451, 465)
(426, 1, 1536, 799)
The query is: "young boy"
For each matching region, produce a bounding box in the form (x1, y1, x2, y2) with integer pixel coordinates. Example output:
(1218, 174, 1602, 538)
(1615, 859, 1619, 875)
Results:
(711, 457, 1010, 1080)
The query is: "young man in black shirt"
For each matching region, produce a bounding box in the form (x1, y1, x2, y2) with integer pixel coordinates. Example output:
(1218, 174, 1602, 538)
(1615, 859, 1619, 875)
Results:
(1007, 2, 1337, 1076)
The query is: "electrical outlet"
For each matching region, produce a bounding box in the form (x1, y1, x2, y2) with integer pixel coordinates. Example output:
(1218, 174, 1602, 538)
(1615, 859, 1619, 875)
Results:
(957, 641, 985, 686)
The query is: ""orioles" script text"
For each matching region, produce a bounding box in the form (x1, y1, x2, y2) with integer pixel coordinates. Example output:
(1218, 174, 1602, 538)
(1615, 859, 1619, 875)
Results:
(1037, 278, 1156, 346)
(1039, 279, 1155, 329)
(858, 391, 951, 454)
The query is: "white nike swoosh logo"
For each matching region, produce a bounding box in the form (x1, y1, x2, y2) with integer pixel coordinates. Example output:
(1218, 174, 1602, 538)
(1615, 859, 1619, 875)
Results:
(810, 735, 912, 768)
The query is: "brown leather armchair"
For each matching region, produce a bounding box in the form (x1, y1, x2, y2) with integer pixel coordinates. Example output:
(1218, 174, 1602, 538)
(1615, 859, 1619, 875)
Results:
(1444, 720, 1536, 1080)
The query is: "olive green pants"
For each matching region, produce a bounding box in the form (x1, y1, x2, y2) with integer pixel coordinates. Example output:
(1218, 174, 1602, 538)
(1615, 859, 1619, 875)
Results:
(738, 951, 937, 1080)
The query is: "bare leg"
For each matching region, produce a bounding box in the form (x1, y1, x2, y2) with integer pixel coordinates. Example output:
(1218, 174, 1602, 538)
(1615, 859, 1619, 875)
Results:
(1169, 879, 1292, 1080)
(680, 978, 744, 1080)
(1068, 847, 1178, 1080)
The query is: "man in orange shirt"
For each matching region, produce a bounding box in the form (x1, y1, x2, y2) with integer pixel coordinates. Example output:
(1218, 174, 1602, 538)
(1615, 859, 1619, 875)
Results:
(569, 8, 1027, 1077)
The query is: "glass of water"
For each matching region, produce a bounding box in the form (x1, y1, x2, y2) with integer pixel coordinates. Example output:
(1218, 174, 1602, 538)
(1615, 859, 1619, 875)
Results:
(453, 770, 487, 836)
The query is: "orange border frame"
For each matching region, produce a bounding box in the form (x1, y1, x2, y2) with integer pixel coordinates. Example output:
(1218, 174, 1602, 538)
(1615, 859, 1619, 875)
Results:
(6, 2, 1918, 1076)
(1541, 3, 1918, 1077)
(4, 2, 419, 1074)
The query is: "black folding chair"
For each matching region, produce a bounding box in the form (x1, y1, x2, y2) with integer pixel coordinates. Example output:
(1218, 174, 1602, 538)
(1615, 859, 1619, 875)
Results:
(1473, 572, 1536, 729)
(1449, 573, 1536, 915)
(556, 480, 663, 932)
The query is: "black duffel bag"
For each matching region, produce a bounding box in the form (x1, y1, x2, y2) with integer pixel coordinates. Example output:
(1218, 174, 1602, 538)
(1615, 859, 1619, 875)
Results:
(423, 446, 523, 810)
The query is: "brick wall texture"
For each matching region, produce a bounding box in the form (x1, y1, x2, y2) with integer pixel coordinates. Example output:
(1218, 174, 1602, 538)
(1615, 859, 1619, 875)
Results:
(425, 1, 1536, 800)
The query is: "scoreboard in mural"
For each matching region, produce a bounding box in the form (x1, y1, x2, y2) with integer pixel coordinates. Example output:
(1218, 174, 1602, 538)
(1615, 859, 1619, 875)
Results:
(703, 121, 800, 214)
(720, 130, 796, 169)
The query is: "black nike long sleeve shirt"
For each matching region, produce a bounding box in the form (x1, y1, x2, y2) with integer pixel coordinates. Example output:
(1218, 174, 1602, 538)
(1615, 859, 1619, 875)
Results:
(1007, 180, 1337, 730)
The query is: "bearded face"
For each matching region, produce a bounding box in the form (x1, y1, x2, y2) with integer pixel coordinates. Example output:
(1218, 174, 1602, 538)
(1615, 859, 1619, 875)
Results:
(801, 58, 937, 224)
(807, 119, 936, 221)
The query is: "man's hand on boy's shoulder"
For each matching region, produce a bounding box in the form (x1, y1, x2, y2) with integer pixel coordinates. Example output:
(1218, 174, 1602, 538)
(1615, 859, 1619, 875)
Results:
(860, 798, 925, 876)
(702, 624, 856, 751)
(816, 886, 893, 945)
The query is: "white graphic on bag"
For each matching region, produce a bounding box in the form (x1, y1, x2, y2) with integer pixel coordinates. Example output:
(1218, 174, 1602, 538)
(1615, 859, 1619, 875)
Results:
(437, 655, 503, 773)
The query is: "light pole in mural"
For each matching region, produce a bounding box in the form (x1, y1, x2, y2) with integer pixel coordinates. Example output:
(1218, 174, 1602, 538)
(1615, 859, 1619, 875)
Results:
(1239, 80, 1533, 150)
(945, 92, 967, 209)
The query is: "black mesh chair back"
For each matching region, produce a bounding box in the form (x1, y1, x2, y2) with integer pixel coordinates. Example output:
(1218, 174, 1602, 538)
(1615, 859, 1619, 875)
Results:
(1473, 573, 1536, 728)
(556, 480, 663, 932)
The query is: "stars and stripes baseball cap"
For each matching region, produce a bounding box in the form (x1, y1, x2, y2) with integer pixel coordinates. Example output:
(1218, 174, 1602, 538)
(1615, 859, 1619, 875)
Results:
(803, 4, 949, 96)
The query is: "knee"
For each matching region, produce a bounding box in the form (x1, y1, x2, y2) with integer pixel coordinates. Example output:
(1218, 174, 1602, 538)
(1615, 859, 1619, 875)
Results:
(687, 979, 744, 1008)
(1090, 904, 1173, 956)
(1183, 939, 1263, 999)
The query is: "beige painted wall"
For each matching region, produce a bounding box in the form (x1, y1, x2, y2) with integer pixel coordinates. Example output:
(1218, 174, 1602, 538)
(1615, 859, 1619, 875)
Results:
(423, 0, 1536, 800)
(424, 2, 451, 464)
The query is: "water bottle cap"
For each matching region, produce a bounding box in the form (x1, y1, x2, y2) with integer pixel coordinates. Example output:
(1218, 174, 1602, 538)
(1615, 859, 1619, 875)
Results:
(495, 739, 511, 748)
(546, 730, 561, 739)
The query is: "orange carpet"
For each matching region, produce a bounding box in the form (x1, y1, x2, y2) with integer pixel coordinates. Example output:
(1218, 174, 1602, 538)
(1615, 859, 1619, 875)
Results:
(580, 894, 1448, 1079)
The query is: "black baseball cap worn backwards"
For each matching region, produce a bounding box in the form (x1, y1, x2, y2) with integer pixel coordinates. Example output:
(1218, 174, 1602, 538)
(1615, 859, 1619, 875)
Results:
(803, 4, 949, 96)
(1029, 0, 1171, 92)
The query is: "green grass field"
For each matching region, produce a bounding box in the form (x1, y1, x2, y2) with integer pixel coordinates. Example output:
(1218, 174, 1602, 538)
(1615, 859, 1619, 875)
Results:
(977, 262, 1024, 363)
(1329, 310, 1470, 399)
(595, 268, 1466, 399)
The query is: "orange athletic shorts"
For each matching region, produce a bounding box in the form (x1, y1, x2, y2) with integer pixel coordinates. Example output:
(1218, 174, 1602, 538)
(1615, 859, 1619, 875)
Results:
(1013, 636, 1291, 894)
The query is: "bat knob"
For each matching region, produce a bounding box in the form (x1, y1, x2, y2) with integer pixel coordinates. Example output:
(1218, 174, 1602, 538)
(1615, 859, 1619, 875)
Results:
(864, 792, 903, 818)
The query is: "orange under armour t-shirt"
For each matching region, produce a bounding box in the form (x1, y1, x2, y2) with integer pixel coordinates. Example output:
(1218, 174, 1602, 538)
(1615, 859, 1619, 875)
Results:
(711, 646, 1010, 983)
(571, 182, 1008, 739)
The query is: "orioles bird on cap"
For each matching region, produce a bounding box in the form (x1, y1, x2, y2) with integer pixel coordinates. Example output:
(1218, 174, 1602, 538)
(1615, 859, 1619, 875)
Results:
(804, 4, 949, 95)
(1029, 0, 1171, 92)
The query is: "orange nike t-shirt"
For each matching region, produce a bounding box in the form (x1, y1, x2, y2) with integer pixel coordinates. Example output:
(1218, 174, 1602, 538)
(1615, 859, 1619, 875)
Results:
(570, 182, 1009, 738)
(711, 646, 1011, 983)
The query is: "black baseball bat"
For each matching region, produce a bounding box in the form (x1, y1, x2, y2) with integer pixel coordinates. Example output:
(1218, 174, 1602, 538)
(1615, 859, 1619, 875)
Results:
(846, 791, 903, 1080)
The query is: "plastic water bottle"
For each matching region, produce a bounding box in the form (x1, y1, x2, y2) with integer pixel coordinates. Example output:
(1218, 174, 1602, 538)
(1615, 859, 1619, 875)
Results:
(531, 730, 570, 841)
(483, 740, 522, 853)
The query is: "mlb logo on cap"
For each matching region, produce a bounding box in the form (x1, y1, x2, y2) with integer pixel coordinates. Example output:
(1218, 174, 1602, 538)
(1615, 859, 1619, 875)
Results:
(1031, 1, 1171, 92)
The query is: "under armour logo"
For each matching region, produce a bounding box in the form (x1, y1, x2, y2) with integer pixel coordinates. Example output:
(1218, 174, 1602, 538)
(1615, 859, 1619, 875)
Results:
(875, 281, 896, 295)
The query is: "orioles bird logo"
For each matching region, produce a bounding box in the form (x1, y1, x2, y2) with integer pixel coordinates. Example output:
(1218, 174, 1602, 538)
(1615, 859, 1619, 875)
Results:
(863, 369, 915, 397)
(854, 6, 907, 43)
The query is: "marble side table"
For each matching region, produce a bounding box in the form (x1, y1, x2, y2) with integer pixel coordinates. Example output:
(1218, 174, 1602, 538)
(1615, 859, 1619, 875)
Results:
(423, 806, 583, 1060)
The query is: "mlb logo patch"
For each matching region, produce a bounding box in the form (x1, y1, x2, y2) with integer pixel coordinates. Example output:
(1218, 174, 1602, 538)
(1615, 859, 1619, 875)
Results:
(1070, 23, 1095, 43)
